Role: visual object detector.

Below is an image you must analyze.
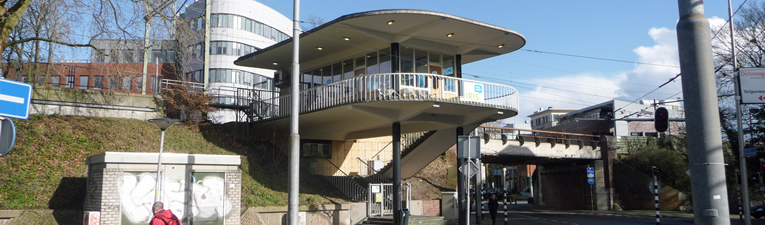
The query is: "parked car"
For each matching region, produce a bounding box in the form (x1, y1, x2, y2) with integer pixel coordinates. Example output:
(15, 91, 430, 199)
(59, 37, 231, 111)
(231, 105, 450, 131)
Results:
(753, 205, 765, 219)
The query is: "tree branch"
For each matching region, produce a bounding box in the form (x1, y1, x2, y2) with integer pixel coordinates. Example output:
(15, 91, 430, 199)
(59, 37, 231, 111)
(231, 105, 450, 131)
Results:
(4, 37, 106, 55)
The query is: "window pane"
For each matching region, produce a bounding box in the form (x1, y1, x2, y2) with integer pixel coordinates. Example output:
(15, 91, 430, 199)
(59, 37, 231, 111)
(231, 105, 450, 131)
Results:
(51, 76, 60, 87)
(342, 59, 354, 80)
(79, 76, 89, 90)
(332, 62, 342, 83)
(400, 47, 414, 73)
(312, 69, 322, 86)
(122, 77, 132, 90)
(366, 51, 378, 75)
(415, 49, 428, 73)
(379, 48, 391, 74)
(94, 76, 103, 90)
(443, 55, 454, 76)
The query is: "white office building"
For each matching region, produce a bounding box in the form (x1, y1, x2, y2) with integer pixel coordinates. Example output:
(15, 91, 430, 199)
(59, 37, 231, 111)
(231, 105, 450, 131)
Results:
(182, 0, 291, 123)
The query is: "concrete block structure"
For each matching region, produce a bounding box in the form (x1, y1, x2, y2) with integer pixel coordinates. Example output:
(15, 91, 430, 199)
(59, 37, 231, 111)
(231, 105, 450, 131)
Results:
(84, 152, 241, 225)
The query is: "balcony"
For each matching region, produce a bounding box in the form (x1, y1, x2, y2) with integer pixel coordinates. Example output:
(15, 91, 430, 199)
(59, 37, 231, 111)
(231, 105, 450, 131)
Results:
(255, 73, 519, 140)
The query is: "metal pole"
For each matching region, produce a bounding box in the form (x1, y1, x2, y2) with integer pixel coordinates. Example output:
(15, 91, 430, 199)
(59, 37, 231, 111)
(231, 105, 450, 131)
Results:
(677, 1, 731, 224)
(393, 122, 401, 225)
(729, 0, 751, 223)
(466, 139, 471, 225)
(457, 127, 467, 225)
(503, 192, 508, 225)
(475, 158, 482, 224)
(287, 0, 301, 224)
(154, 130, 165, 202)
(654, 172, 660, 225)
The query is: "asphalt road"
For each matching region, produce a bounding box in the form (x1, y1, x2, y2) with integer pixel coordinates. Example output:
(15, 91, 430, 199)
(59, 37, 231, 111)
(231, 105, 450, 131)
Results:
(469, 202, 765, 225)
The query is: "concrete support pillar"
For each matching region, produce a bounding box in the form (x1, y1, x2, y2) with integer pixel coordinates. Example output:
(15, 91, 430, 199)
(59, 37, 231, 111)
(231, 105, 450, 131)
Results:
(599, 136, 616, 211)
(473, 158, 482, 223)
(536, 166, 543, 206)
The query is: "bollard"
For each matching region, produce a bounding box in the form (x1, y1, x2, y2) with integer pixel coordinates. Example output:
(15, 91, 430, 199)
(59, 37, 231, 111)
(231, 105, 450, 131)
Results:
(503, 194, 508, 225)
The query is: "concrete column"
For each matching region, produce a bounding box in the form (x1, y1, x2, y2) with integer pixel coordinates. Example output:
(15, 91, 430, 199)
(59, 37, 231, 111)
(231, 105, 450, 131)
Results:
(455, 55, 462, 95)
(536, 166, 543, 206)
(599, 135, 616, 211)
(391, 43, 400, 91)
(474, 158, 482, 223)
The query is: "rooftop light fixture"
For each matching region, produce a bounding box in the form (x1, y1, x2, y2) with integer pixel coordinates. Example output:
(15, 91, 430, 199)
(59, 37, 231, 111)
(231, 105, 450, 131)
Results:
(387, 20, 394, 25)
(446, 33, 454, 38)
(343, 37, 351, 41)
(497, 44, 505, 48)
(316, 47, 323, 50)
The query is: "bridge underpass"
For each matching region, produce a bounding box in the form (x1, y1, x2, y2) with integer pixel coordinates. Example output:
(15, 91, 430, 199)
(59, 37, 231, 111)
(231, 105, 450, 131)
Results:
(474, 126, 617, 211)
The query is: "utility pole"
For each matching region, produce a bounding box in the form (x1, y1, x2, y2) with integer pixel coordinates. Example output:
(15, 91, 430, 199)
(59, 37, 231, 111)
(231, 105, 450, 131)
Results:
(728, 0, 751, 223)
(676, 1, 731, 224)
(287, 0, 301, 225)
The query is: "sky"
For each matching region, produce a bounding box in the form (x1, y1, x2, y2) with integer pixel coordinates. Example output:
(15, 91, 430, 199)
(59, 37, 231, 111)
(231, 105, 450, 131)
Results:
(247, 0, 745, 125)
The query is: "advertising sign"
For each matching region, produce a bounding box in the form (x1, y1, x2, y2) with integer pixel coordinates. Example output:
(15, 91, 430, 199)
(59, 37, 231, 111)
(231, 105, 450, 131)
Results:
(739, 68, 765, 104)
(462, 81, 484, 103)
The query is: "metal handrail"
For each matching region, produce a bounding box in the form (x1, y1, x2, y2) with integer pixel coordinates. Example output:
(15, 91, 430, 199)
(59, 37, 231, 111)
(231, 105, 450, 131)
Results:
(255, 73, 519, 121)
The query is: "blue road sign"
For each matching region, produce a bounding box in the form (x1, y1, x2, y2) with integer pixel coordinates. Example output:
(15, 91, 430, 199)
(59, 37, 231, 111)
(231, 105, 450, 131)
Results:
(586, 167, 595, 178)
(744, 147, 757, 157)
(0, 79, 32, 120)
(587, 177, 595, 184)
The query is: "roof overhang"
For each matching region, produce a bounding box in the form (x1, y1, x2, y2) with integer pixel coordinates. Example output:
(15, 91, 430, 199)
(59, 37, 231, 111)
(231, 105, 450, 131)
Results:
(234, 9, 526, 70)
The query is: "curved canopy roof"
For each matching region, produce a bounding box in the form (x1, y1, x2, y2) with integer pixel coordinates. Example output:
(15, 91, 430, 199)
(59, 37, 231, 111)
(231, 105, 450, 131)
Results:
(234, 9, 526, 71)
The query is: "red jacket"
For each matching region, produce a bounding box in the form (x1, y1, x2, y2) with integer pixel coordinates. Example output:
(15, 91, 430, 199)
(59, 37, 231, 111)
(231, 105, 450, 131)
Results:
(150, 209, 181, 225)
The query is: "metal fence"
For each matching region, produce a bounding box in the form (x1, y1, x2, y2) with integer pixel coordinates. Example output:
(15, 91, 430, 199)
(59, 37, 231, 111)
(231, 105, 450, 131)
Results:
(256, 73, 519, 121)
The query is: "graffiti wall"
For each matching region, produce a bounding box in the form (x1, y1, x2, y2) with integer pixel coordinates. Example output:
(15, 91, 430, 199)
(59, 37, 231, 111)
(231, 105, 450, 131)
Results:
(118, 172, 233, 224)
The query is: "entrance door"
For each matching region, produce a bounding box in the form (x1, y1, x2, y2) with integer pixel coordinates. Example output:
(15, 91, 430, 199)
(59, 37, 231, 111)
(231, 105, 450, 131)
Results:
(429, 66, 442, 98)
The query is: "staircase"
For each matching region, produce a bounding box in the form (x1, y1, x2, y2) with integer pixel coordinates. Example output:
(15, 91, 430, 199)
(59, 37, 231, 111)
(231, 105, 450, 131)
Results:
(323, 176, 368, 202)
(360, 216, 457, 225)
(375, 131, 437, 176)
(381, 124, 481, 180)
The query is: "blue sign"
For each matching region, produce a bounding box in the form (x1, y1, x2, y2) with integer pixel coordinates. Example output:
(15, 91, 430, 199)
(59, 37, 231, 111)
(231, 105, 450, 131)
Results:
(0, 79, 32, 120)
(474, 84, 483, 93)
(587, 177, 595, 184)
(744, 147, 757, 157)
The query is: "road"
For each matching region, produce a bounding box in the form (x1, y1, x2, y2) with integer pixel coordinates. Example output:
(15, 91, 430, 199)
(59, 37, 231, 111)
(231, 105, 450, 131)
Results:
(470, 201, 765, 225)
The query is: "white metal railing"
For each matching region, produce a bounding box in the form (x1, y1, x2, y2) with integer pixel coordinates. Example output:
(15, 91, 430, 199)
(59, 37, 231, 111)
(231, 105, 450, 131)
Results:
(258, 73, 519, 121)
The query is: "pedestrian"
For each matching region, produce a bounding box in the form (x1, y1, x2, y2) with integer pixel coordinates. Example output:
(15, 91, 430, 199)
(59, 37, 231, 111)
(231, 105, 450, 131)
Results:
(150, 201, 181, 225)
(488, 194, 499, 225)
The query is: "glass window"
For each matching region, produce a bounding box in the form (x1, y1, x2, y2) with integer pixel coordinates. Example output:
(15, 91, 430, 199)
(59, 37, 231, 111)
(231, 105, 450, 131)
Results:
(94, 76, 104, 90)
(79, 76, 89, 90)
(332, 62, 342, 83)
(122, 77, 132, 90)
(65, 75, 75, 88)
(312, 69, 322, 87)
(415, 49, 428, 73)
(366, 52, 378, 75)
(400, 47, 414, 73)
(136, 76, 143, 91)
(51, 75, 60, 87)
(342, 59, 354, 80)
(429, 52, 441, 66)
(379, 48, 391, 74)
(443, 55, 454, 76)
(322, 65, 332, 84)
(108, 76, 119, 90)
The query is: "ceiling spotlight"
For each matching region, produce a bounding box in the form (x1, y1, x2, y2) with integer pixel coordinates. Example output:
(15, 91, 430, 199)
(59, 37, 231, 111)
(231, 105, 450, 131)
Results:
(497, 44, 504, 48)
(387, 20, 394, 25)
(343, 37, 351, 41)
(446, 33, 454, 38)
(316, 47, 323, 50)
(272, 62, 278, 65)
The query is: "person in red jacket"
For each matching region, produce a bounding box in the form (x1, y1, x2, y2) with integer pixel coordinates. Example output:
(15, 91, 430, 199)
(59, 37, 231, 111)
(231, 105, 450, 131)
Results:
(150, 202, 181, 225)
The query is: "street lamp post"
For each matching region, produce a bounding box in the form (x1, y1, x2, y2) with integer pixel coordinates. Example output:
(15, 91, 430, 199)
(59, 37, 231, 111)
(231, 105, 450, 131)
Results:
(149, 118, 177, 202)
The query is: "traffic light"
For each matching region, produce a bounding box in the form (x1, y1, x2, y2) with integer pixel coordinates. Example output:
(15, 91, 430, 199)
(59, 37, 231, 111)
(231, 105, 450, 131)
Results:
(738, 171, 743, 184)
(655, 107, 669, 132)
(652, 166, 662, 176)
(754, 172, 761, 184)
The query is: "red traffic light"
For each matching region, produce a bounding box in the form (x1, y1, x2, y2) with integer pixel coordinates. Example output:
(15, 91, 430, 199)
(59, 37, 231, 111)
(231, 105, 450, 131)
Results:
(655, 107, 669, 132)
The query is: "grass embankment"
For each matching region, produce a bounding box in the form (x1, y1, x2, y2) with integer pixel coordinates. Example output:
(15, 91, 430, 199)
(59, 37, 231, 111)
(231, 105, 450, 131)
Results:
(0, 115, 346, 209)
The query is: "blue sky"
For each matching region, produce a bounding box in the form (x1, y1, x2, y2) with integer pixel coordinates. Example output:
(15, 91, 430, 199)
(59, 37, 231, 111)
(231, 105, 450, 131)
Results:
(252, 0, 741, 124)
